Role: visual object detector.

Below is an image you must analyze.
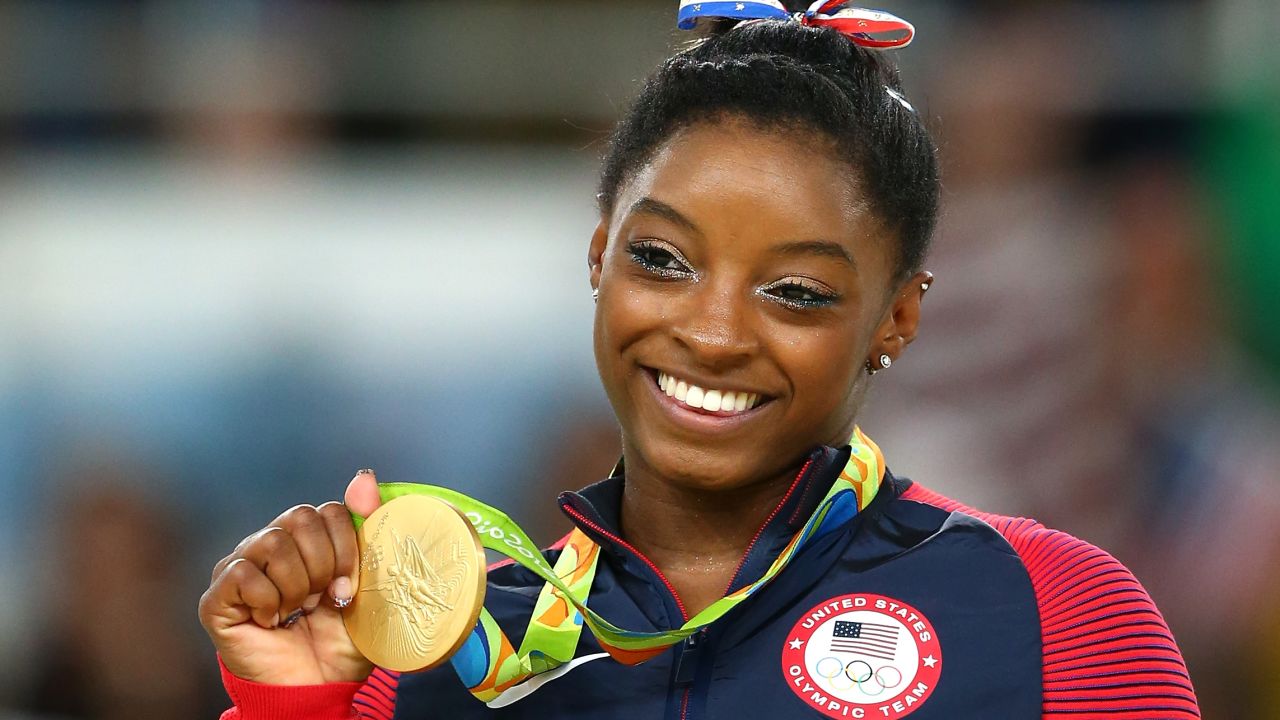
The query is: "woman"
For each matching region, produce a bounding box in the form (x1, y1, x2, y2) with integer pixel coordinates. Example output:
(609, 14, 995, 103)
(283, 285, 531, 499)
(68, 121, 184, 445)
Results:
(200, 3, 1200, 718)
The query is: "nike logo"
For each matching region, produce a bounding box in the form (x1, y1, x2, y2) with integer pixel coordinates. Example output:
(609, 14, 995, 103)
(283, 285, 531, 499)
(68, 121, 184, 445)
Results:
(485, 652, 613, 708)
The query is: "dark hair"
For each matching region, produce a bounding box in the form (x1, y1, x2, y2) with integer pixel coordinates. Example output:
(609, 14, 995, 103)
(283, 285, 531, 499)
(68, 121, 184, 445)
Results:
(598, 14, 939, 281)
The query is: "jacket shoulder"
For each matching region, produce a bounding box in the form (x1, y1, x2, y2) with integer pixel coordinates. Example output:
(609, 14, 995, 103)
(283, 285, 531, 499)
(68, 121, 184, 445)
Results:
(900, 482, 1200, 718)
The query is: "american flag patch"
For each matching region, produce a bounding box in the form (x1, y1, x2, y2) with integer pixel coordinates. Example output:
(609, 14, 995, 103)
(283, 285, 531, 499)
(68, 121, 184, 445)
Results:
(829, 620, 899, 660)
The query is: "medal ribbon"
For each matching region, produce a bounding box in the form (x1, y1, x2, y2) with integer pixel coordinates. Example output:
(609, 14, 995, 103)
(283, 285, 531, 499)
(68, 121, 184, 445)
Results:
(351, 427, 886, 704)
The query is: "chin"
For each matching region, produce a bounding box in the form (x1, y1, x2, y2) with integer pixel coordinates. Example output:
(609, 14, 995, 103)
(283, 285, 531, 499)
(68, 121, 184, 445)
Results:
(626, 428, 787, 493)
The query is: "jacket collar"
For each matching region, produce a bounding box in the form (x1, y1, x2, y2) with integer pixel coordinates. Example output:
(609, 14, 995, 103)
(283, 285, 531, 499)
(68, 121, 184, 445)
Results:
(556, 443, 859, 590)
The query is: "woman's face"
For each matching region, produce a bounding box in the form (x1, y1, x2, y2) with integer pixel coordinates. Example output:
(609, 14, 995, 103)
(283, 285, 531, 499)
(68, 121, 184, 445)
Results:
(590, 118, 923, 492)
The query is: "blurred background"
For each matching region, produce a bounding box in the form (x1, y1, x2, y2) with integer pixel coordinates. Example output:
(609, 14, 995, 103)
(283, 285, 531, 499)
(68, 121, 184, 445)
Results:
(0, 0, 1275, 717)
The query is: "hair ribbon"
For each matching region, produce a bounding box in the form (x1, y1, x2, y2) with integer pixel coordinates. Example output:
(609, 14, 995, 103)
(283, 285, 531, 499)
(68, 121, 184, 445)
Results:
(677, 1, 914, 49)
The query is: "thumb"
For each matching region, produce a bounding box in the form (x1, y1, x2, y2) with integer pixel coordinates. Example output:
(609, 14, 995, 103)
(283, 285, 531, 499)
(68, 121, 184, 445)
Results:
(345, 469, 383, 518)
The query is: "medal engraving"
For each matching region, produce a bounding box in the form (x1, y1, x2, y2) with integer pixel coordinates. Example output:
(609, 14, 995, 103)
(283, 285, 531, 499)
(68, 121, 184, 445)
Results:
(345, 495, 486, 672)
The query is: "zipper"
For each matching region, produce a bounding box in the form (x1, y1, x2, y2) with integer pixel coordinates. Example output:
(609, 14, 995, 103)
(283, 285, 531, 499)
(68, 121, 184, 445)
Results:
(675, 632, 704, 720)
(561, 504, 690, 621)
(681, 458, 813, 720)
(722, 458, 814, 594)
(673, 630, 703, 687)
(561, 504, 696, 720)
(561, 456, 816, 720)
(673, 629, 709, 719)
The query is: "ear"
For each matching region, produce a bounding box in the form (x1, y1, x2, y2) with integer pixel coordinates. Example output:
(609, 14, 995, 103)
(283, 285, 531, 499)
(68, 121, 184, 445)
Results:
(587, 219, 608, 291)
(869, 271, 933, 368)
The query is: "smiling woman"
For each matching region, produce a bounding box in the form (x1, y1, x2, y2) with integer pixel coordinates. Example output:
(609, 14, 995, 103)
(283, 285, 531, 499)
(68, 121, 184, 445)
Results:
(200, 3, 1199, 719)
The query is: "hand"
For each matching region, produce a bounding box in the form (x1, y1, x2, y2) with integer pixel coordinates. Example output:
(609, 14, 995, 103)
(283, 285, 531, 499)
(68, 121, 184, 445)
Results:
(199, 470, 386, 685)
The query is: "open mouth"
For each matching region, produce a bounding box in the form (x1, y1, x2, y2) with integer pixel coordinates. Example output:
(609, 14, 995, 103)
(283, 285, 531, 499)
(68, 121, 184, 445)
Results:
(651, 370, 767, 416)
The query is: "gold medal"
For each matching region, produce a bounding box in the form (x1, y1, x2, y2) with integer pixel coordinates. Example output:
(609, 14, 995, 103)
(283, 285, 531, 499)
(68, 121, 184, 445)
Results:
(344, 495, 487, 672)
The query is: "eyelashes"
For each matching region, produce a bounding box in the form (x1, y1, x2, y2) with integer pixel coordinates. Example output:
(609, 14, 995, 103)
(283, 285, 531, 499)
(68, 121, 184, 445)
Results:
(760, 278, 839, 309)
(625, 239, 840, 310)
(627, 240, 693, 278)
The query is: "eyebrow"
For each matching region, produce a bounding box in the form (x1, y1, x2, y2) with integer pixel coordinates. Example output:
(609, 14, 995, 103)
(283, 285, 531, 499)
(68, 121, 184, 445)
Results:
(628, 197, 856, 268)
(772, 239, 857, 268)
(628, 197, 702, 235)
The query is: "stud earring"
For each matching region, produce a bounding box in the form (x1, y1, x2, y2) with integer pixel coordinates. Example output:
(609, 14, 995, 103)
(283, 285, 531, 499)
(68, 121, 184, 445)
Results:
(867, 354, 892, 376)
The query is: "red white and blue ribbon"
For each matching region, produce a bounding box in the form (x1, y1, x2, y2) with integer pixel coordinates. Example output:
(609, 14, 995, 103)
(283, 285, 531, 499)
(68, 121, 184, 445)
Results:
(677, 0, 914, 49)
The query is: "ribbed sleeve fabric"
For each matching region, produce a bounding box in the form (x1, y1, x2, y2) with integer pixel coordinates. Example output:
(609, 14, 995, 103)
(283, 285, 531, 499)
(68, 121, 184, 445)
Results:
(218, 656, 363, 720)
(900, 483, 1201, 719)
(352, 668, 402, 720)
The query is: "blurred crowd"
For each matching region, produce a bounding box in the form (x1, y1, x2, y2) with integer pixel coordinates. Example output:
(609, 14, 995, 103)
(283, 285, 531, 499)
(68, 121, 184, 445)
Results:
(1, 1, 1277, 718)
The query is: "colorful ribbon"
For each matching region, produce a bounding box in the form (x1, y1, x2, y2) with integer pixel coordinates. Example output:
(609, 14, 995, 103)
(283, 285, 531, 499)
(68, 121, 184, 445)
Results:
(353, 427, 887, 705)
(677, 0, 915, 49)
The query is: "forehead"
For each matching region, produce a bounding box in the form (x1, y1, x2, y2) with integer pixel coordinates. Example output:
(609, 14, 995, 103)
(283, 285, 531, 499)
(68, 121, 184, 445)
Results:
(613, 118, 889, 270)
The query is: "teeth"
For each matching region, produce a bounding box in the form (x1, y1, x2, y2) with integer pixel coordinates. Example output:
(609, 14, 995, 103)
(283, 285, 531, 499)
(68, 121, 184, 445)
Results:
(656, 372, 763, 414)
(720, 392, 737, 412)
(686, 385, 705, 408)
(701, 389, 720, 411)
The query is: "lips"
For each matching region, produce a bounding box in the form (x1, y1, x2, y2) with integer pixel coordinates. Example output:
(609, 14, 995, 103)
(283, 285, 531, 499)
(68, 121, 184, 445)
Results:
(656, 371, 763, 414)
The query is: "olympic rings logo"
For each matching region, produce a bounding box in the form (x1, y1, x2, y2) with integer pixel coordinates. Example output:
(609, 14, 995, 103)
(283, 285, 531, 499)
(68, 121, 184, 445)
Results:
(814, 656, 904, 695)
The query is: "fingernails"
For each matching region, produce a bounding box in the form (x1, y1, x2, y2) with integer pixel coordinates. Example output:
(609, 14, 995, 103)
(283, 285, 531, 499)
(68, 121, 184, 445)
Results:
(332, 576, 353, 607)
(303, 593, 322, 612)
(271, 612, 281, 628)
(356, 468, 375, 476)
(281, 609, 305, 628)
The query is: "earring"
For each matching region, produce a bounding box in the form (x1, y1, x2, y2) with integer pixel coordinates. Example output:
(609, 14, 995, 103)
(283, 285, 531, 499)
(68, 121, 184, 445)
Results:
(592, 288, 599, 304)
(867, 354, 892, 376)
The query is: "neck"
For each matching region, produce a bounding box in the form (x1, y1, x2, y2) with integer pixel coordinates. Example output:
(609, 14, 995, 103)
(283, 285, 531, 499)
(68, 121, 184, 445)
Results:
(618, 455, 802, 618)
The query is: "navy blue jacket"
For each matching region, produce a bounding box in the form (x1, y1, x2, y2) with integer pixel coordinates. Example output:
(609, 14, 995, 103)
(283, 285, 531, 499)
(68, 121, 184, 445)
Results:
(221, 444, 1199, 719)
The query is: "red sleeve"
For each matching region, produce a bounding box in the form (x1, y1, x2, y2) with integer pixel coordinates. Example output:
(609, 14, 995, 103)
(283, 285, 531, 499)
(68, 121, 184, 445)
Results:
(901, 483, 1201, 719)
(218, 656, 401, 720)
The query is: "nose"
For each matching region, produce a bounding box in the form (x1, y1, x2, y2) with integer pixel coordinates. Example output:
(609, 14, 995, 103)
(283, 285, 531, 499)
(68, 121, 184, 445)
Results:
(670, 282, 758, 371)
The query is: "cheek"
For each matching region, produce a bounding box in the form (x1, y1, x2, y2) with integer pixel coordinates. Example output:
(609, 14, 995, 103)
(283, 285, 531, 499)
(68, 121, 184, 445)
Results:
(769, 320, 867, 407)
(595, 270, 666, 379)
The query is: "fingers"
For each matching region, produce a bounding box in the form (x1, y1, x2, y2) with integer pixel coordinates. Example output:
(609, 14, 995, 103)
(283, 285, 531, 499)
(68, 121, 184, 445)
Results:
(267, 505, 337, 596)
(241, 526, 312, 619)
(317, 500, 360, 606)
(202, 558, 282, 630)
(203, 471, 376, 635)
(344, 469, 382, 519)
(205, 519, 334, 631)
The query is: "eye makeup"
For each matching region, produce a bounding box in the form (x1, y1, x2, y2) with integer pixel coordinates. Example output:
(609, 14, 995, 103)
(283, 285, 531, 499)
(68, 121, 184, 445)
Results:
(626, 239, 696, 279)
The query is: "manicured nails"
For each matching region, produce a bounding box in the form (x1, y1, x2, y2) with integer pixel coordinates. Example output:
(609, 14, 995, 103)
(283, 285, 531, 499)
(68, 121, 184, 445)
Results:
(332, 576, 353, 607)
(356, 468, 375, 476)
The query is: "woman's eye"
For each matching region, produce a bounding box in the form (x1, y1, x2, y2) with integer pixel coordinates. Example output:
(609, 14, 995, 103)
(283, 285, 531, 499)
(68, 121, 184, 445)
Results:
(765, 282, 837, 308)
(628, 242, 692, 276)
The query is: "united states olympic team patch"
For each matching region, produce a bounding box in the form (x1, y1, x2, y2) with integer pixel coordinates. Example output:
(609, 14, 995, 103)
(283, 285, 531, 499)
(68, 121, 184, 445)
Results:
(781, 593, 942, 719)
